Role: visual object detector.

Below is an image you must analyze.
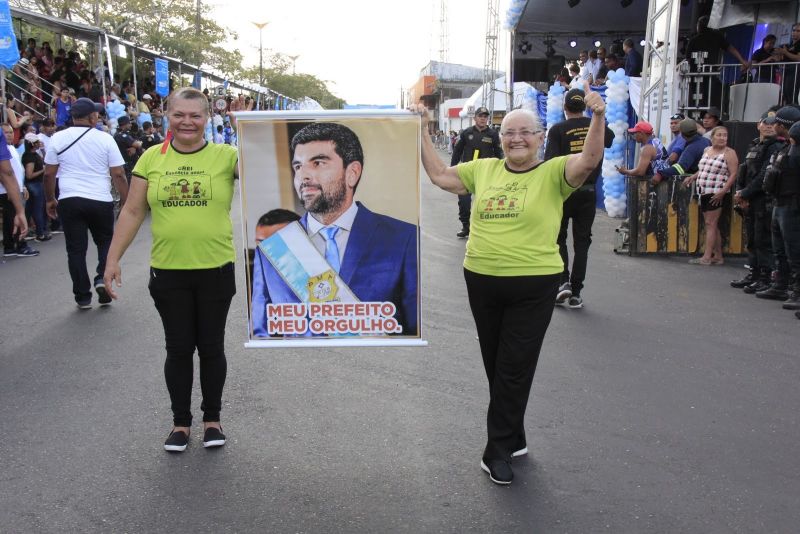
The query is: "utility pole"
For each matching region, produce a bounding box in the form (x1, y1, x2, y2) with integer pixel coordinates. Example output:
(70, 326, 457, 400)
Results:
(482, 0, 500, 119)
(252, 21, 269, 86)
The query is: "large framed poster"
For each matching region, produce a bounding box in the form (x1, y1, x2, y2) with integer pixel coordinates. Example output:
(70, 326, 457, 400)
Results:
(236, 110, 426, 347)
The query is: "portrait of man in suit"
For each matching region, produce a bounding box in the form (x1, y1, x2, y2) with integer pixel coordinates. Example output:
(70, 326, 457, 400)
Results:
(250, 122, 418, 338)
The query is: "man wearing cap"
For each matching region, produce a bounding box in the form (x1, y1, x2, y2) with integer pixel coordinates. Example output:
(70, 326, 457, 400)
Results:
(43, 97, 129, 309)
(652, 118, 711, 185)
(137, 93, 153, 115)
(545, 88, 614, 308)
(755, 106, 800, 307)
(702, 108, 722, 139)
(617, 120, 669, 178)
(666, 114, 686, 164)
(114, 115, 143, 181)
(732, 110, 783, 292)
(450, 106, 503, 238)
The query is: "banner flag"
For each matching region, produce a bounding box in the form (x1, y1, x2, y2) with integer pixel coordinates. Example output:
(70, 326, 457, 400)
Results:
(0, 0, 20, 69)
(155, 58, 169, 97)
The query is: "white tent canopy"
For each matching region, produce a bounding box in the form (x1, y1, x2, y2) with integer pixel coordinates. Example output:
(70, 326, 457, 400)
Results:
(459, 76, 533, 117)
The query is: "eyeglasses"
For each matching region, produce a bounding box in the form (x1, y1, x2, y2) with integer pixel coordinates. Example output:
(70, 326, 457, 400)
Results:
(500, 130, 541, 139)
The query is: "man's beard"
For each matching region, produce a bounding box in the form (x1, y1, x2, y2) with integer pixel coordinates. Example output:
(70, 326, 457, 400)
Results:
(300, 179, 347, 215)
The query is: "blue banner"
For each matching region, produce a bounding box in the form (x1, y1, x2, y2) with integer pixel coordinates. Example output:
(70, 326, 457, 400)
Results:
(155, 58, 169, 97)
(0, 0, 20, 69)
(192, 71, 202, 89)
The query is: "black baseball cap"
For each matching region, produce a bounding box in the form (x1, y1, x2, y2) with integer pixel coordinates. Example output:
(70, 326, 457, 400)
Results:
(564, 88, 587, 112)
(70, 97, 104, 118)
(760, 111, 777, 124)
(475, 106, 490, 116)
(775, 106, 800, 126)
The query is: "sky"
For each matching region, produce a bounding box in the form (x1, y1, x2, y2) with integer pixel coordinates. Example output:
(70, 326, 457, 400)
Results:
(210, 0, 510, 106)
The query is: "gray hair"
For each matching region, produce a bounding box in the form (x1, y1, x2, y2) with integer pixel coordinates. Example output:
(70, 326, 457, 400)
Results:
(500, 109, 543, 133)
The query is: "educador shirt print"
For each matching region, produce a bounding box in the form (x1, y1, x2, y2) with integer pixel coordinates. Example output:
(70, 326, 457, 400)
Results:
(133, 142, 238, 269)
(457, 156, 575, 277)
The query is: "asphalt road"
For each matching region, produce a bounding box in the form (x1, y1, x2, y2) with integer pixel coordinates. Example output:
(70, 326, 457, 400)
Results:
(1, 150, 798, 533)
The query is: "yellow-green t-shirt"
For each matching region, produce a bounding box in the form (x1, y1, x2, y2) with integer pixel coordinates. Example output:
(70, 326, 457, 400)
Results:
(132, 141, 238, 269)
(457, 156, 575, 276)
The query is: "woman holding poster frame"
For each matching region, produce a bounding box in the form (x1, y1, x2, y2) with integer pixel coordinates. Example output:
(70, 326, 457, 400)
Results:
(416, 81, 606, 485)
(103, 87, 238, 453)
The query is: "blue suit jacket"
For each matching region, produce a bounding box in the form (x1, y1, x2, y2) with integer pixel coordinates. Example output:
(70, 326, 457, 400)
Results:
(251, 202, 418, 336)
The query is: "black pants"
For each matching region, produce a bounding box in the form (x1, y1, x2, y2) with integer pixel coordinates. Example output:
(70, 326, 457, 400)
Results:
(1, 193, 24, 251)
(457, 194, 472, 226)
(464, 268, 560, 461)
(744, 196, 773, 274)
(149, 263, 236, 427)
(557, 188, 596, 295)
(56, 196, 114, 303)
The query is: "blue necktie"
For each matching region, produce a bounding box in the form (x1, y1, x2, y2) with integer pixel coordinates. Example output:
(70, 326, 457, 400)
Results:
(322, 226, 340, 273)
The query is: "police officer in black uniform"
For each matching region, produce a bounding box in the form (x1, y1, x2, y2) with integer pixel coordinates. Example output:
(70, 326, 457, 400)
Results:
(732, 111, 784, 292)
(114, 115, 143, 182)
(450, 106, 503, 238)
(756, 106, 800, 311)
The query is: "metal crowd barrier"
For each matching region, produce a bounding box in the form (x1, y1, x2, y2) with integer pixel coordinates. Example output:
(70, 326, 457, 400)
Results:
(617, 175, 745, 257)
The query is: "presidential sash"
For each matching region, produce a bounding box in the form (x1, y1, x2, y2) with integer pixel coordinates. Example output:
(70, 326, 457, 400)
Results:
(258, 221, 359, 304)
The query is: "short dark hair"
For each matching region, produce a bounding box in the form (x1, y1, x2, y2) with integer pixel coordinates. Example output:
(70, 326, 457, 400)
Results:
(257, 209, 301, 227)
(764, 34, 777, 44)
(290, 122, 364, 171)
(40, 118, 54, 127)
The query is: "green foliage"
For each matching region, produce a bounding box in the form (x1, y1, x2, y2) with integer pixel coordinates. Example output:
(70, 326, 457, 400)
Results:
(238, 53, 345, 109)
(11, 0, 342, 107)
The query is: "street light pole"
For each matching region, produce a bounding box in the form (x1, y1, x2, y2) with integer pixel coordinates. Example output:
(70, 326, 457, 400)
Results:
(287, 54, 300, 75)
(252, 21, 269, 86)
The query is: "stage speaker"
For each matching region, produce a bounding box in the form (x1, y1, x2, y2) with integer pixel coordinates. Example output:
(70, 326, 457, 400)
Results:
(514, 56, 566, 83)
(725, 121, 758, 159)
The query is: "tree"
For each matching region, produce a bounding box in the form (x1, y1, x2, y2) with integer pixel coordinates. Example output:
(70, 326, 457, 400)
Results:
(11, 0, 242, 75)
(238, 53, 345, 109)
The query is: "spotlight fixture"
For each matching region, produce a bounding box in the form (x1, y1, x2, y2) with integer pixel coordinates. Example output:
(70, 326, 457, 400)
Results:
(568, 0, 580, 7)
(594, 40, 601, 47)
(621, 0, 633, 6)
(517, 40, 533, 55)
(640, 39, 646, 47)
(543, 38, 557, 58)
(569, 40, 577, 48)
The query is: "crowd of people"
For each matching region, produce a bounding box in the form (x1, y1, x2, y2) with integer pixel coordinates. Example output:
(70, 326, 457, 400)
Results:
(1, 36, 258, 259)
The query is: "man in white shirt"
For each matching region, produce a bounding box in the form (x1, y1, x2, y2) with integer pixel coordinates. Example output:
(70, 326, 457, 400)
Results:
(44, 98, 129, 309)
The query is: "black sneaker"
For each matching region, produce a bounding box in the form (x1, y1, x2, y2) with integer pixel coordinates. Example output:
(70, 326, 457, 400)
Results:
(95, 282, 112, 306)
(480, 458, 513, 485)
(743, 279, 770, 294)
(3, 249, 16, 257)
(203, 426, 226, 448)
(456, 225, 470, 239)
(730, 272, 756, 288)
(15, 246, 39, 257)
(35, 234, 52, 242)
(50, 229, 64, 235)
(76, 300, 92, 310)
(783, 293, 800, 310)
(511, 446, 528, 458)
(756, 285, 789, 301)
(555, 282, 572, 305)
(164, 430, 189, 452)
(568, 295, 584, 309)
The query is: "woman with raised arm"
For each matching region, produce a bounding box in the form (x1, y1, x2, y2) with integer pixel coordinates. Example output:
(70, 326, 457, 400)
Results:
(417, 82, 607, 485)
